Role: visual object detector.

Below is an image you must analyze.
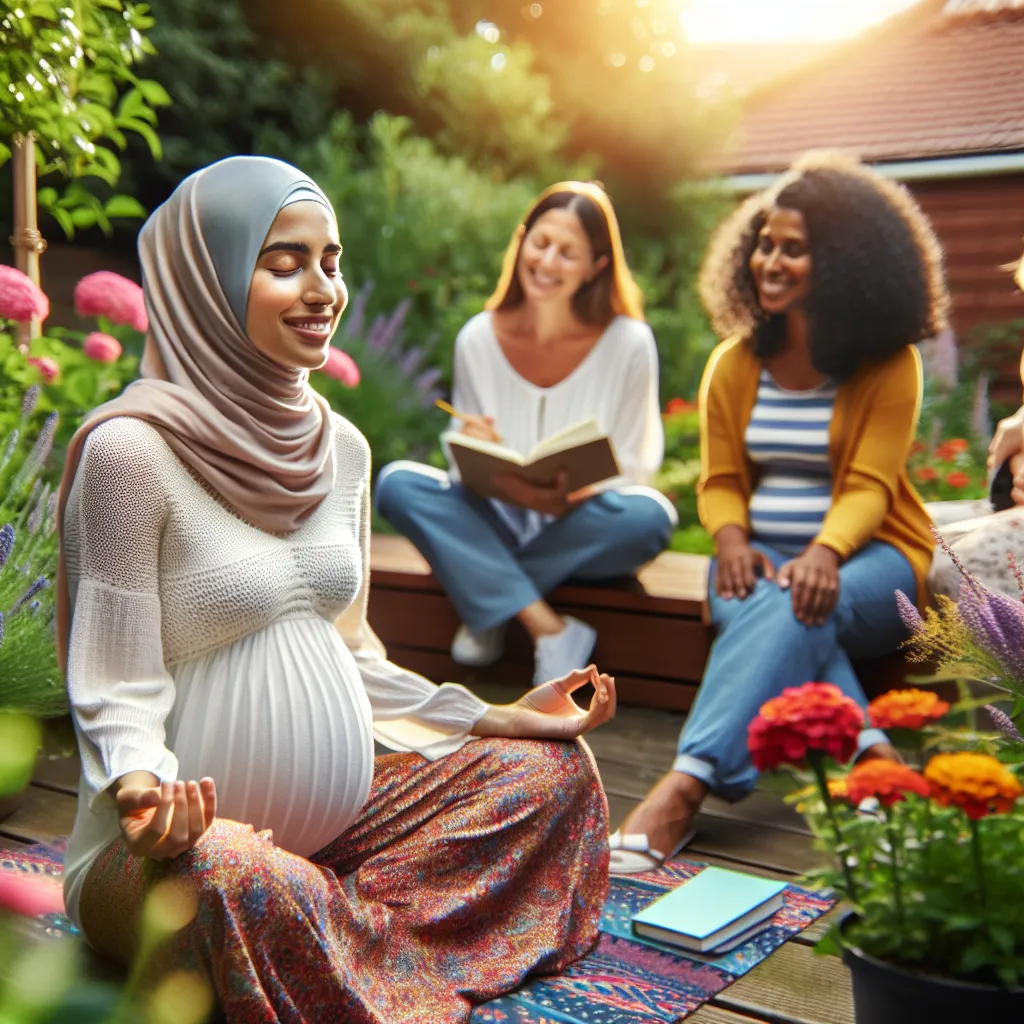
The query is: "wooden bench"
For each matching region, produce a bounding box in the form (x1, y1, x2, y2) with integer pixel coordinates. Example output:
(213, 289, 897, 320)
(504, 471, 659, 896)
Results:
(368, 534, 711, 711)
(368, 534, 917, 711)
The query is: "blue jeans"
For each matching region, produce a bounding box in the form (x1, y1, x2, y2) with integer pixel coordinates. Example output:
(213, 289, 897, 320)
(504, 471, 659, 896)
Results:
(674, 541, 916, 800)
(375, 461, 675, 631)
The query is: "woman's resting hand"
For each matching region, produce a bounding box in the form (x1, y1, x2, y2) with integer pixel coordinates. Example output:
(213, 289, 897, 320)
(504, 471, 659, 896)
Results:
(470, 665, 617, 741)
(115, 772, 217, 860)
(714, 526, 775, 600)
(777, 543, 840, 627)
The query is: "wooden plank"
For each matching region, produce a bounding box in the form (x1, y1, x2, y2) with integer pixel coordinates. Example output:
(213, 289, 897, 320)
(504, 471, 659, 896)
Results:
(0, 783, 76, 846)
(0, 836, 31, 851)
(712, 941, 853, 1024)
(690, 1008, 768, 1024)
(32, 754, 80, 796)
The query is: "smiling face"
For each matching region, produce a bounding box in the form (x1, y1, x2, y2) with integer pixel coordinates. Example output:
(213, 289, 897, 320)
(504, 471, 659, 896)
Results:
(749, 206, 812, 315)
(245, 200, 348, 370)
(515, 207, 608, 309)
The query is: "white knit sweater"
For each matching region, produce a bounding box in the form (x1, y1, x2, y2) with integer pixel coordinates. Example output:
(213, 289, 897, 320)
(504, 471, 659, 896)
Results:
(62, 412, 488, 928)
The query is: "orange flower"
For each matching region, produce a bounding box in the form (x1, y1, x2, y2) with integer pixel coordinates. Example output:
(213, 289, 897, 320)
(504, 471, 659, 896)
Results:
(924, 752, 1023, 820)
(914, 466, 938, 482)
(846, 760, 930, 807)
(935, 438, 969, 462)
(910, 440, 925, 455)
(945, 471, 970, 488)
(827, 778, 850, 801)
(868, 689, 950, 730)
(747, 682, 864, 771)
(665, 397, 696, 416)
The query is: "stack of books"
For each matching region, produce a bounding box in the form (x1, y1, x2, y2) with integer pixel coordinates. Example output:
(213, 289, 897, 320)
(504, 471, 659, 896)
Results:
(631, 866, 787, 955)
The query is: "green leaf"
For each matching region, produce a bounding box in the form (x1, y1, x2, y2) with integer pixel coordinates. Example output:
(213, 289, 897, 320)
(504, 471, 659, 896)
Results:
(70, 207, 98, 230)
(944, 914, 983, 931)
(103, 194, 147, 219)
(136, 78, 171, 107)
(37, 187, 59, 209)
(0, 140, 10, 167)
(989, 924, 1015, 955)
(49, 206, 75, 239)
(115, 116, 162, 158)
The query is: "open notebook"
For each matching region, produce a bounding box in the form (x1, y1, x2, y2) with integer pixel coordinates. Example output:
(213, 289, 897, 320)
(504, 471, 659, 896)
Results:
(444, 418, 621, 505)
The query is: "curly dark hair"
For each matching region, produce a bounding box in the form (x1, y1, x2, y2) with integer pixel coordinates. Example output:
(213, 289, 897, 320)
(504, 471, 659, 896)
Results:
(699, 150, 949, 380)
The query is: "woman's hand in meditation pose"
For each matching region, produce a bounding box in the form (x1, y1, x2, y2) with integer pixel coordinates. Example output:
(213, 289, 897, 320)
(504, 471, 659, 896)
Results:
(471, 665, 616, 741)
(714, 525, 775, 600)
(777, 543, 840, 627)
(115, 771, 217, 860)
(988, 405, 1024, 475)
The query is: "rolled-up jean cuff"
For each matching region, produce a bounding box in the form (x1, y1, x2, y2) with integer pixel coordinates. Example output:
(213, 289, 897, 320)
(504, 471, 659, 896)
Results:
(856, 728, 890, 757)
(672, 753, 718, 788)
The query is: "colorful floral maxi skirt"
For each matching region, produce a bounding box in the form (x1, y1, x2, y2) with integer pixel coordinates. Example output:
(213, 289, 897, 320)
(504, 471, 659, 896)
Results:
(79, 738, 610, 1023)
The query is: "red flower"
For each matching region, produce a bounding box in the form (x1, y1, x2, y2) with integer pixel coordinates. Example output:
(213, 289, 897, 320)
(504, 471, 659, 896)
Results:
(0, 265, 49, 323)
(945, 471, 970, 488)
(914, 466, 938, 482)
(83, 331, 123, 363)
(665, 397, 696, 416)
(935, 438, 969, 463)
(319, 347, 360, 387)
(868, 688, 950, 730)
(846, 760, 930, 807)
(747, 682, 865, 771)
(28, 356, 59, 384)
(910, 441, 925, 454)
(74, 271, 148, 332)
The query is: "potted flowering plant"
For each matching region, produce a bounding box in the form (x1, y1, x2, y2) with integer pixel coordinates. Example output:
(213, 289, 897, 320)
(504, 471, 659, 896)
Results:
(748, 546, 1024, 1021)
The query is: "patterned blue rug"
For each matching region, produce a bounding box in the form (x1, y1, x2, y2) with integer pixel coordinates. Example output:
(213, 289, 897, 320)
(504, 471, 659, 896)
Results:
(1, 846, 833, 1023)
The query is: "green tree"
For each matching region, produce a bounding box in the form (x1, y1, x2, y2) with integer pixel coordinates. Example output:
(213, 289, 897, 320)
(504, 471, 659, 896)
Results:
(0, 0, 168, 235)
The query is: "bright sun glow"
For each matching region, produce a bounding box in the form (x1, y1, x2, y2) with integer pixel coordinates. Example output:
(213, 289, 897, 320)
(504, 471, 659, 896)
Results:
(679, 0, 922, 43)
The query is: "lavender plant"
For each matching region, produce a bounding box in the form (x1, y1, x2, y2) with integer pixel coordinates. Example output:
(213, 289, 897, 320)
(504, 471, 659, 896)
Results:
(0, 393, 65, 718)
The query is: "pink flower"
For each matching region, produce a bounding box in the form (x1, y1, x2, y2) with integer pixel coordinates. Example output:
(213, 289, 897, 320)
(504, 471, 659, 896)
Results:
(27, 356, 60, 384)
(0, 870, 65, 917)
(74, 271, 148, 332)
(320, 347, 360, 388)
(83, 331, 123, 363)
(0, 265, 49, 323)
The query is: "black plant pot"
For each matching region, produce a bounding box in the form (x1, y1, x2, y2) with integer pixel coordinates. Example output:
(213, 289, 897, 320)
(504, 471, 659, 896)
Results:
(841, 920, 1024, 1024)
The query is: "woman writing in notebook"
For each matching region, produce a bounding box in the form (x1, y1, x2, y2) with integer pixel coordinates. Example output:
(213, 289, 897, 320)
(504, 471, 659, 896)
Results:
(610, 152, 949, 872)
(58, 156, 617, 1023)
(377, 182, 676, 686)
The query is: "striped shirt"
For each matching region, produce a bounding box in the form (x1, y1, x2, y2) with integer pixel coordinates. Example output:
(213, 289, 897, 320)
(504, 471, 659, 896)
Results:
(746, 370, 836, 556)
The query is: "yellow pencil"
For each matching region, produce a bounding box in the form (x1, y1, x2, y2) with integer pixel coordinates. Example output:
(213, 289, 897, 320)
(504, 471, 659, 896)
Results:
(435, 399, 476, 421)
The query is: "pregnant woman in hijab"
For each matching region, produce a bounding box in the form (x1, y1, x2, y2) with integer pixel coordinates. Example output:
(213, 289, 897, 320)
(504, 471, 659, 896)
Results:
(57, 156, 615, 1023)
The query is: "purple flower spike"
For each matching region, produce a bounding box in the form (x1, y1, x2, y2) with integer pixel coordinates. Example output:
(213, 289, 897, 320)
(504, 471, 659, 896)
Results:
(20, 385, 39, 419)
(0, 524, 14, 571)
(958, 583, 1024, 685)
(341, 282, 373, 341)
(0, 610, 5, 646)
(11, 575, 49, 614)
(985, 705, 1024, 744)
(895, 590, 924, 634)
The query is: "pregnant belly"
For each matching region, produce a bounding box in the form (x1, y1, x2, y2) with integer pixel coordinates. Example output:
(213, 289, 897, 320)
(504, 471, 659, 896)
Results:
(165, 617, 375, 857)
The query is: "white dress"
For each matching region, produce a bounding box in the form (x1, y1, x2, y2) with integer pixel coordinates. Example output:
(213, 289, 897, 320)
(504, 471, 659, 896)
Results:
(446, 312, 673, 544)
(61, 412, 488, 928)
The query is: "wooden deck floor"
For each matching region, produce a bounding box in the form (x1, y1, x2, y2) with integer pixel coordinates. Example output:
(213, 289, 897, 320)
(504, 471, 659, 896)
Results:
(1, 692, 853, 1024)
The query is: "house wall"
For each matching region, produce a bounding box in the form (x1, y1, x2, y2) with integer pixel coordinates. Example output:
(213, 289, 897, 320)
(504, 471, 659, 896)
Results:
(909, 172, 1024, 336)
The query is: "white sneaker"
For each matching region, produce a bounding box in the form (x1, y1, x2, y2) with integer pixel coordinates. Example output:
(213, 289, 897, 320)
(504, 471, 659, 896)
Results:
(532, 617, 597, 687)
(451, 623, 506, 667)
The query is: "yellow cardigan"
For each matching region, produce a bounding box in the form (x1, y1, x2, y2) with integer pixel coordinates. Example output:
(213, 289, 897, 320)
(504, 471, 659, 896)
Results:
(696, 335, 935, 603)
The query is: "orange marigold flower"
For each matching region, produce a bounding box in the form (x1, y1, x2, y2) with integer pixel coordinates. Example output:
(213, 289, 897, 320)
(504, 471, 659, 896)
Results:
(846, 760, 930, 807)
(665, 397, 696, 416)
(945, 438, 969, 454)
(945, 471, 970, 488)
(914, 466, 938, 482)
(868, 689, 950, 730)
(827, 778, 850, 801)
(747, 682, 864, 771)
(924, 752, 1023, 820)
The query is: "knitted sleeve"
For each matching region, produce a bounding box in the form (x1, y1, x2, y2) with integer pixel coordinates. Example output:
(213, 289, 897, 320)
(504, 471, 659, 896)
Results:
(63, 419, 179, 807)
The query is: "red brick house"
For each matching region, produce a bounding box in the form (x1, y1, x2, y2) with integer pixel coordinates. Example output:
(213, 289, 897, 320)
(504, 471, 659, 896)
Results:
(711, 0, 1024, 354)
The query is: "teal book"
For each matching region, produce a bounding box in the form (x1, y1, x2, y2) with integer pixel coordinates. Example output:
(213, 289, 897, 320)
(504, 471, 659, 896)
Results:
(631, 867, 787, 953)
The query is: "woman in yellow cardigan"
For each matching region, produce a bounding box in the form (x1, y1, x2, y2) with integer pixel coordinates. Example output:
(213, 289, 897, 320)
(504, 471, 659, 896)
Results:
(611, 152, 948, 872)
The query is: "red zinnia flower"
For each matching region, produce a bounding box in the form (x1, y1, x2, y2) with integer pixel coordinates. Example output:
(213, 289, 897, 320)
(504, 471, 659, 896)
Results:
(665, 397, 696, 416)
(914, 466, 938, 482)
(945, 471, 970, 488)
(0, 265, 49, 323)
(74, 271, 148, 332)
(83, 331, 123, 363)
(748, 682, 864, 771)
(846, 760, 930, 807)
(27, 356, 59, 384)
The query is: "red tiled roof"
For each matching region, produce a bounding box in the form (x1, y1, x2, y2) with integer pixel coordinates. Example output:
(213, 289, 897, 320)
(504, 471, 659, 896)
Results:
(716, 0, 1024, 174)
